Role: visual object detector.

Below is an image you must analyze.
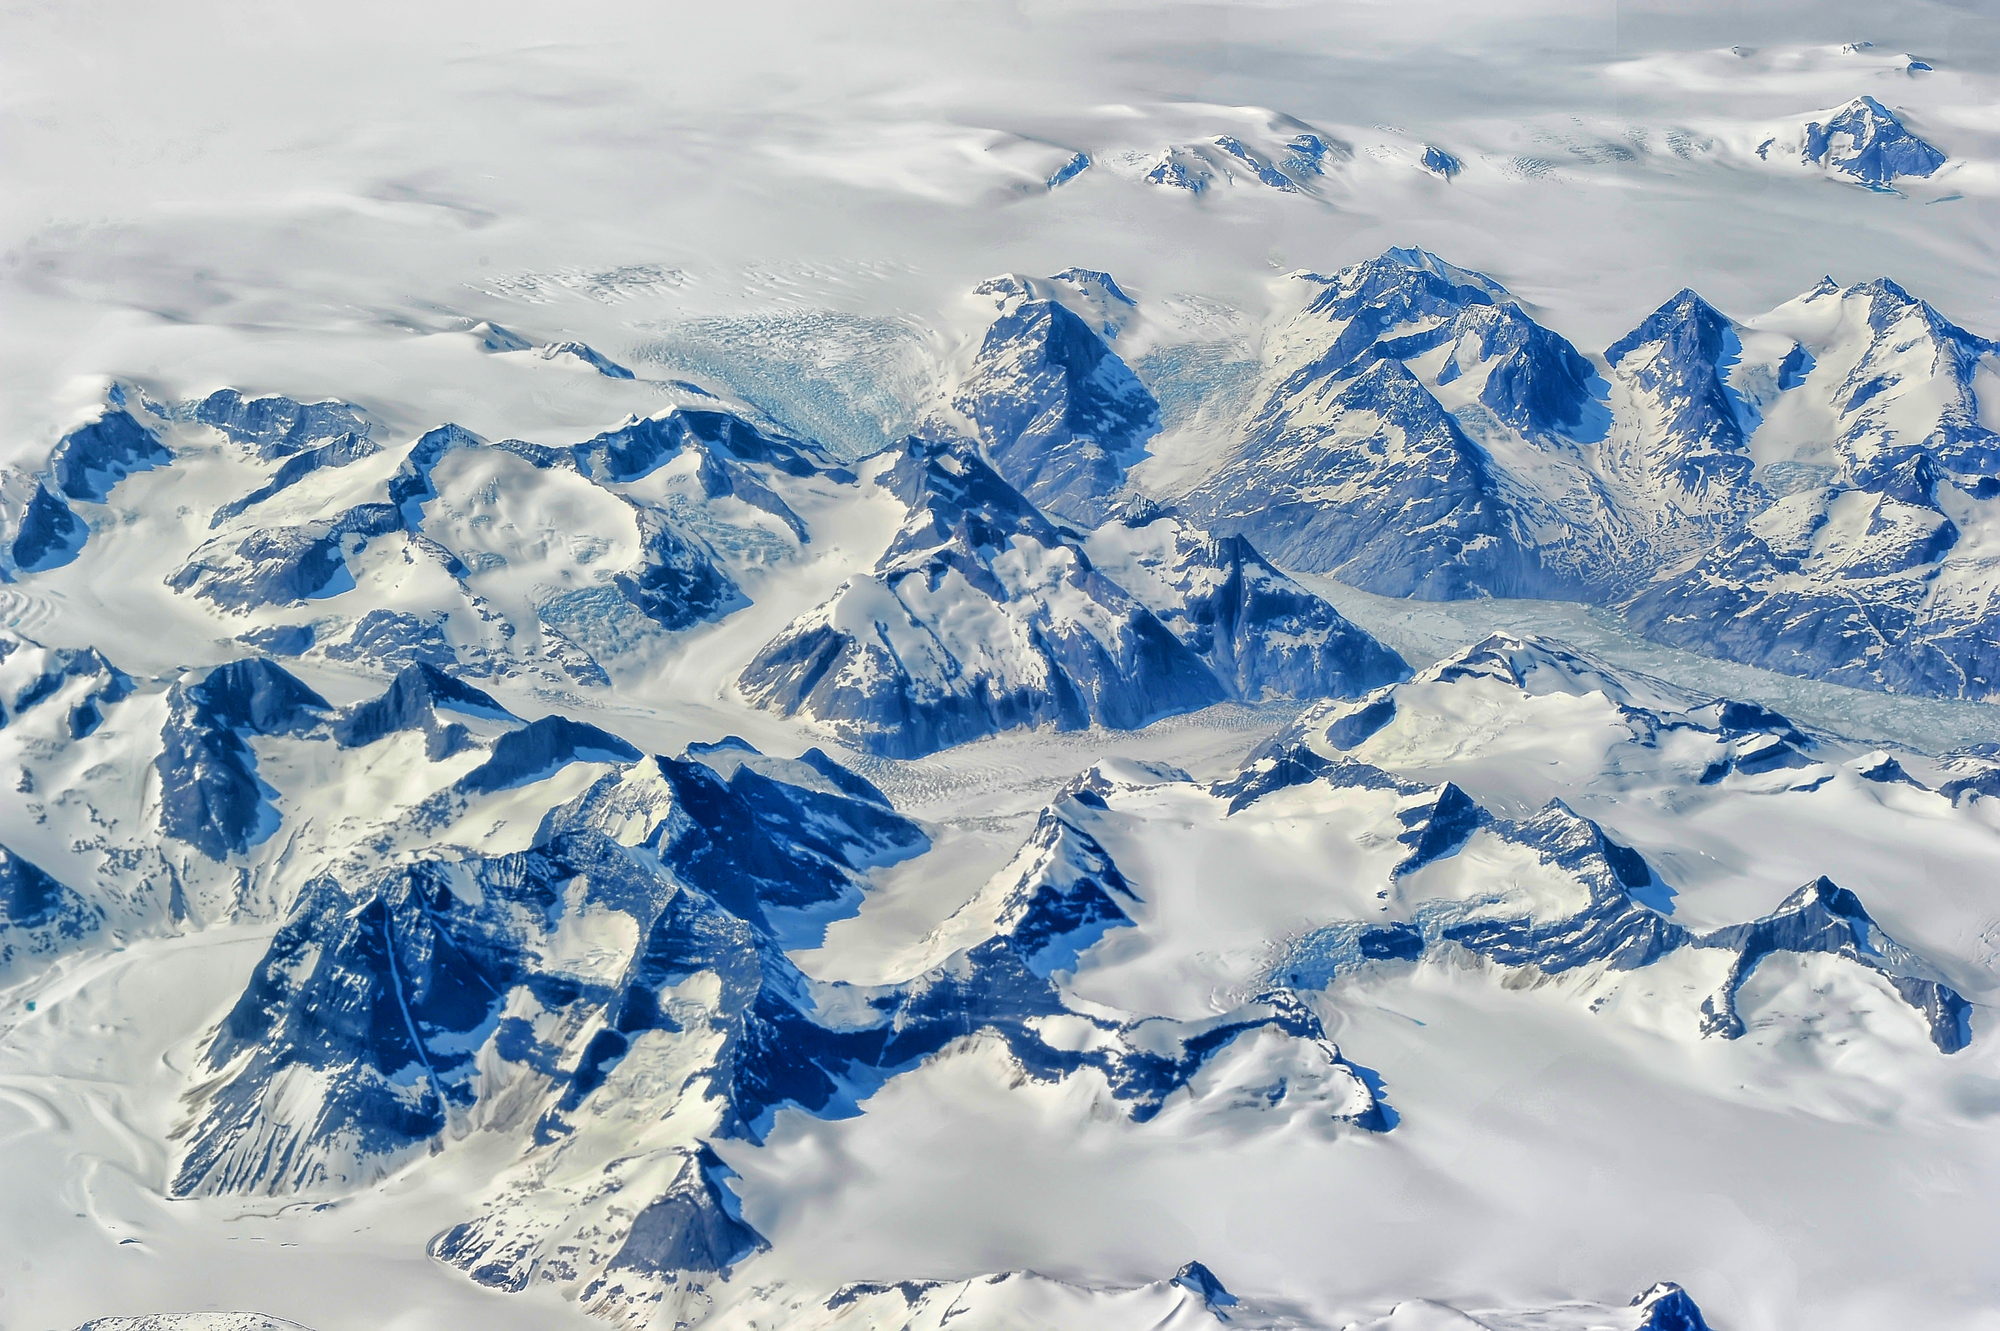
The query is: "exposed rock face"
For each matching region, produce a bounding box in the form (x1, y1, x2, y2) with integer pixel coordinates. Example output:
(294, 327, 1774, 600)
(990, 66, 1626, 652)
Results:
(616, 507, 746, 631)
(1694, 877, 1972, 1054)
(539, 340, 635, 378)
(455, 714, 641, 794)
(1086, 514, 1409, 700)
(1600, 287, 1768, 552)
(1622, 277, 2000, 699)
(168, 503, 406, 611)
(0, 843, 100, 975)
(212, 433, 381, 527)
(1169, 248, 1611, 598)
(191, 390, 373, 458)
(1139, 126, 1348, 197)
(156, 658, 330, 861)
(1182, 356, 1564, 598)
(1630, 1281, 1716, 1331)
(50, 409, 172, 502)
(167, 745, 1371, 1314)
(1798, 96, 1947, 188)
(951, 273, 1158, 525)
(8, 481, 87, 573)
(330, 662, 511, 756)
(1256, 635, 1973, 1054)
(739, 437, 1227, 757)
(0, 633, 135, 738)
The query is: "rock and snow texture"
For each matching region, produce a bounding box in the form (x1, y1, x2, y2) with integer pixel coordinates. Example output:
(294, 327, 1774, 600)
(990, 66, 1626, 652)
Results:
(737, 437, 1399, 756)
(1, 612, 1995, 1331)
(1161, 247, 1610, 600)
(9, 253, 2000, 718)
(1770, 95, 1948, 188)
(17, 388, 851, 690)
(949, 270, 1160, 525)
(1075, 243, 2000, 702)
(0, 406, 169, 576)
(1250, 631, 1977, 1050)
(14, 10, 2000, 1327)
(1623, 276, 2000, 698)
(1598, 286, 1773, 553)
(0, 840, 99, 978)
(10, 597, 1987, 1327)
(1134, 120, 1349, 198)
(77, 1277, 1716, 1331)
(154, 657, 332, 861)
(154, 728, 1380, 1319)
(719, 1272, 1719, 1331)
(79, 1318, 317, 1331)
(736, 437, 1223, 757)
(1085, 513, 1409, 700)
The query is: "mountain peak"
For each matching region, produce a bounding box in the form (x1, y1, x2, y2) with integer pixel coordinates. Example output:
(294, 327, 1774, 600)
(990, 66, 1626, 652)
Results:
(1800, 96, 1946, 186)
(946, 290, 1158, 525)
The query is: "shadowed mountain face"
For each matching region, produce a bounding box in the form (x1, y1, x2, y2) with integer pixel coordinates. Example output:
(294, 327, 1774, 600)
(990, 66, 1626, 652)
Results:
(739, 437, 1226, 757)
(1797, 96, 1946, 189)
(739, 436, 1403, 757)
(1623, 277, 2000, 699)
(168, 738, 1383, 1310)
(952, 290, 1160, 526)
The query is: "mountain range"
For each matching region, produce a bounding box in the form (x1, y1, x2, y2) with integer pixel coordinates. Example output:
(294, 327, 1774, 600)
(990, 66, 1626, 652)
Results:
(2, 231, 1998, 1330)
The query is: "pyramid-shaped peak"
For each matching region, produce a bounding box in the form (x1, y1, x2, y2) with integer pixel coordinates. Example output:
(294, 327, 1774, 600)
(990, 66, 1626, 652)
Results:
(1630, 1280, 1714, 1331)
(1605, 287, 1732, 366)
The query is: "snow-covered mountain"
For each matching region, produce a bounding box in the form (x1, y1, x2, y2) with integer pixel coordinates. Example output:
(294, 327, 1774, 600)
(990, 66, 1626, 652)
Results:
(737, 435, 1400, 756)
(7, 11, 2000, 1324)
(1625, 276, 2000, 697)
(1154, 248, 1615, 599)
(1071, 244, 2000, 702)
(1085, 512, 1410, 700)
(708, 1270, 1715, 1331)
(946, 269, 1159, 525)
(1759, 95, 1949, 190)
(146, 716, 1386, 1323)
(1138, 128, 1347, 197)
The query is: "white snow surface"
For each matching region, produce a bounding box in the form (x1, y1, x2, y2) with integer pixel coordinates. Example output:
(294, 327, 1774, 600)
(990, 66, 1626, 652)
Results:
(4, 3, 2000, 1331)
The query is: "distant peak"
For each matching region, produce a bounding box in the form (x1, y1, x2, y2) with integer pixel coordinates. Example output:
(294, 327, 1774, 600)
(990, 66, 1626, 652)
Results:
(685, 735, 760, 757)
(1799, 96, 1945, 186)
(1852, 274, 1917, 305)
(1604, 286, 1730, 367)
(1050, 266, 1135, 307)
(1172, 1260, 1237, 1306)
(469, 319, 532, 353)
(1419, 144, 1462, 178)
